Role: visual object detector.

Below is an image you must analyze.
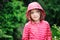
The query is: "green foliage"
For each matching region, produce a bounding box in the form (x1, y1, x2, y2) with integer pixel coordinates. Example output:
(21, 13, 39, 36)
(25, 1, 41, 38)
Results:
(51, 24, 60, 40)
(0, 0, 27, 40)
(42, 0, 60, 26)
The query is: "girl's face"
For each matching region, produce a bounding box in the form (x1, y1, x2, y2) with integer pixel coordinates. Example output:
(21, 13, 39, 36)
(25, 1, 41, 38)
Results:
(30, 9, 41, 22)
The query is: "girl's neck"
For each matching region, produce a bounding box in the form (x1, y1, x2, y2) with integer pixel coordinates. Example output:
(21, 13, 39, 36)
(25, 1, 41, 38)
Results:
(32, 20, 40, 24)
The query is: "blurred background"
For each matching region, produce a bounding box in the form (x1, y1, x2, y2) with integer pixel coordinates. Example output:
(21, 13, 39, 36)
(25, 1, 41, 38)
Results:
(0, 0, 60, 40)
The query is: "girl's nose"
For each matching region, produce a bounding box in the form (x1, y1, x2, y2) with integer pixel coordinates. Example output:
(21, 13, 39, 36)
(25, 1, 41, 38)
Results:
(33, 12, 38, 16)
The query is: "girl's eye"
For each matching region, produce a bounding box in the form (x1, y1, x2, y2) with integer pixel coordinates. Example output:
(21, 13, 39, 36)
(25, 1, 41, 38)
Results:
(31, 12, 34, 14)
(30, 10, 40, 14)
(36, 10, 40, 13)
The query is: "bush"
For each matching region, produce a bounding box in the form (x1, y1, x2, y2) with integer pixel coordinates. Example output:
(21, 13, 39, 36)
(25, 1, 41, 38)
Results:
(51, 24, 60, 40)
(0, 1, 27, 40)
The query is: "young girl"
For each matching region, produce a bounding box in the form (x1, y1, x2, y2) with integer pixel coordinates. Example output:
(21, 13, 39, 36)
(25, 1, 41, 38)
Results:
(22, 2, 52, 40)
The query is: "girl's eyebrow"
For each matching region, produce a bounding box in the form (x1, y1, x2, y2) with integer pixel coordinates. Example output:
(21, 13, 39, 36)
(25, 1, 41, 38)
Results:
(30, 12, 34, 13)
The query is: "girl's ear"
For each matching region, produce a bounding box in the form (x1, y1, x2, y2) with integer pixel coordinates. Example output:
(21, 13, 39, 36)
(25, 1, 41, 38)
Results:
(28, 18, 30, 20)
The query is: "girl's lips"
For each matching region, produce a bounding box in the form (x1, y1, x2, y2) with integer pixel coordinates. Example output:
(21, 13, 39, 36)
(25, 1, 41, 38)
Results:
(33, 16, 38, 18)
(33, 17, 37, 18)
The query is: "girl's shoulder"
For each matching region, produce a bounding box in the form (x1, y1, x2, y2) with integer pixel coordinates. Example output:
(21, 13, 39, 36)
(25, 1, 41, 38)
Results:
(24, 21, 31, 28)
(42, 20, 50, 28)
(42, 20, 50, 25)
(25, 21, 31, 26)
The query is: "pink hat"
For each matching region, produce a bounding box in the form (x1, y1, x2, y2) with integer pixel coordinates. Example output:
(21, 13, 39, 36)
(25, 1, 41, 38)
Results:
(26, 2, 46, 21)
